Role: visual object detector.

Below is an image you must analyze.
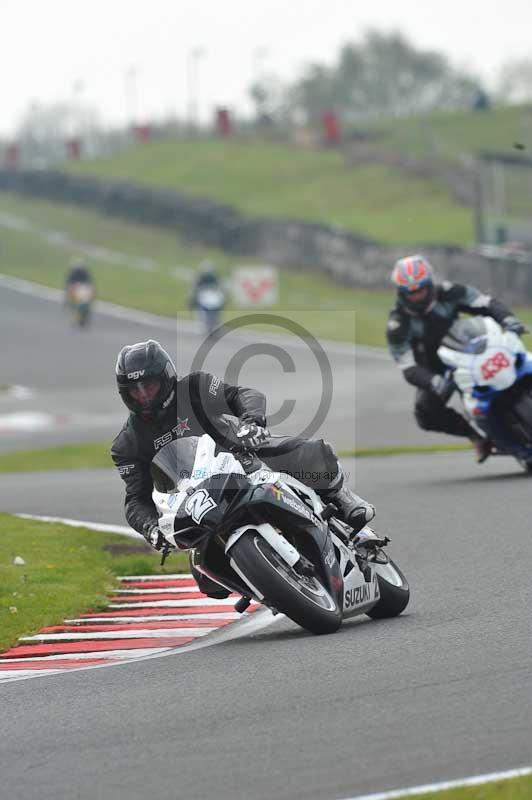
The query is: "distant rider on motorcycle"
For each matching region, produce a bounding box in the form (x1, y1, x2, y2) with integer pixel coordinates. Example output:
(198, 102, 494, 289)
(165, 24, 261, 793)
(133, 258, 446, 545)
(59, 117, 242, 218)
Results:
(111, 340, 375, 595)
(64, 257, 95, 300)
(189, 262, 225, 334)
(387, 254, 527, 463)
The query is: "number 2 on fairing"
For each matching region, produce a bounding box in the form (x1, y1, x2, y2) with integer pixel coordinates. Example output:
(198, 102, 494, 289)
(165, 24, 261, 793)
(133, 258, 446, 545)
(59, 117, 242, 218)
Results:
(185, 489, 217, 523)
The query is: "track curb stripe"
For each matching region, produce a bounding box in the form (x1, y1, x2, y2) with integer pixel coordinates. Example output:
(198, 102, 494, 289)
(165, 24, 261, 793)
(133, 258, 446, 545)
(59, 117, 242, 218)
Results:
(0, 574, 257, 681)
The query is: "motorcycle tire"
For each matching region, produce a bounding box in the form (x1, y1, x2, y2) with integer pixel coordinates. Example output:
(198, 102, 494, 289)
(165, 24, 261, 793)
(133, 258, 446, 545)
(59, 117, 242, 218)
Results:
(229, 530, 342, 635)
(501, 386, 532, 445)
(366, 559, 410, 620)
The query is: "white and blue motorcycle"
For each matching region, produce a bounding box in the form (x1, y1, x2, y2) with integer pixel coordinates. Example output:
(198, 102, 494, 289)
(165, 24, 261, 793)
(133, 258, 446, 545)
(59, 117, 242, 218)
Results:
(438, 317, 532, 472)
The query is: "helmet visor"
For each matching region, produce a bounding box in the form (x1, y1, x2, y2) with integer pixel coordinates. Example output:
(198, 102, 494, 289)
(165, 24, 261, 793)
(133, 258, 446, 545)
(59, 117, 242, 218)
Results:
(128, 379, 161, 412)
(405, 285, 431, 306)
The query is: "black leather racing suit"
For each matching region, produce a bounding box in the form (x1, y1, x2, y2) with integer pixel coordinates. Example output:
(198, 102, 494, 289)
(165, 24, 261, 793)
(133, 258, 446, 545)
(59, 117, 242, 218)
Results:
(111, 371, 342, 540)
(386, 282, 514, 435)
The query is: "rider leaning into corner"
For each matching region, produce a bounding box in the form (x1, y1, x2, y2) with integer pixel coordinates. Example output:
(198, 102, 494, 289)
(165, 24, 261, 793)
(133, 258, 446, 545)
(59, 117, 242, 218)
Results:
(111, 340, 375, 597)
(387, 254, 528, 463)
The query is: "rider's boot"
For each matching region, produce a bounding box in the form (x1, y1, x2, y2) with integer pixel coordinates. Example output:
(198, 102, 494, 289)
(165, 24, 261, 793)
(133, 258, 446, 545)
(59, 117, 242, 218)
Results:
(455, 411, 493, 465)
(470, 434, 493, 464)
(320, 472, 375, 534)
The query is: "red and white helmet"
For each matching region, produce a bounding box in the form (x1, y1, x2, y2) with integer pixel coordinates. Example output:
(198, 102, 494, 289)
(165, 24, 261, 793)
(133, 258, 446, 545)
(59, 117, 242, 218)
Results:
(392, 254, 435, 314)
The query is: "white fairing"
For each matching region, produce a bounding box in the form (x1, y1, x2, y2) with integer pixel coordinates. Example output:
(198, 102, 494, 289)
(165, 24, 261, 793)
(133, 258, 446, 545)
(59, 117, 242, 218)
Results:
(153, 435, 246, 548)
(196, 287, 224, 310)
(329, 529, 381, 614)
(226, 523, 300, 567)
(438, 318, 525, 393)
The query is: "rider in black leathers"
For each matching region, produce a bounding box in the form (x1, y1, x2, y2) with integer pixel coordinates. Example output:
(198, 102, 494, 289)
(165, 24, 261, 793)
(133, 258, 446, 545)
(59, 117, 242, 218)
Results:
(387, 254, 527, 462)
(111, 340, 375, 595)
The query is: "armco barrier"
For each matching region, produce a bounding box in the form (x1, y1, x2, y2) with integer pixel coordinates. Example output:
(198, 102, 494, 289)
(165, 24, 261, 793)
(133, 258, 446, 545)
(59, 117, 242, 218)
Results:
(1, 167, 531, 303)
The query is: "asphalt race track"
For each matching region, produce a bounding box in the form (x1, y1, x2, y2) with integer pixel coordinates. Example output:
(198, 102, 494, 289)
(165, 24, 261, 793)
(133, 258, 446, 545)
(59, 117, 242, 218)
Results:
(2, 279, 532, 799)
(2, 452, 532, 800)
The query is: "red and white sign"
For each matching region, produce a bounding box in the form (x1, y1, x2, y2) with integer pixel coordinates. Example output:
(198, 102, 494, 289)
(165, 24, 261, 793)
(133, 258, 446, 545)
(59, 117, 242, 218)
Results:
(232, 266, 279, 307)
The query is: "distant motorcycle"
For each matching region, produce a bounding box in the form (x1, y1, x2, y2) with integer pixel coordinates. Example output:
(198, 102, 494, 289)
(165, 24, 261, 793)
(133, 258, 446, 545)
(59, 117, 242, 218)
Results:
(194, 285, 225, 335)
(67, 282, 94, 328)
(438, 317, 532, 471)
(151, 432, 410, 635)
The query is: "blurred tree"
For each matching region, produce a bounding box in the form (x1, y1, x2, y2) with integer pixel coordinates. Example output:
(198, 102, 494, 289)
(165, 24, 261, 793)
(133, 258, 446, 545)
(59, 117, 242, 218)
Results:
(285, 30, 479, 123)
(496, 59, 532, 104)
(15, 100, 101, 164)
(248, 72, 286, 127)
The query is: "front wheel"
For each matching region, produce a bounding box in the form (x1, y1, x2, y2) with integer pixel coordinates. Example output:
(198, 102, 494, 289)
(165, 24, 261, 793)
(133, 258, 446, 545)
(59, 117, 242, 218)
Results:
(366, 559, 410, 619)
(229, 531, 342, 635)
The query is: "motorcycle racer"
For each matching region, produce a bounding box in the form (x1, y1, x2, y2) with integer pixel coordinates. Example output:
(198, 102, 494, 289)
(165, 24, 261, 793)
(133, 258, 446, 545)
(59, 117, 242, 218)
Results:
(111, 340, 375, 594)
(64, 257, 95, 298)
(387, 254, 527, 463)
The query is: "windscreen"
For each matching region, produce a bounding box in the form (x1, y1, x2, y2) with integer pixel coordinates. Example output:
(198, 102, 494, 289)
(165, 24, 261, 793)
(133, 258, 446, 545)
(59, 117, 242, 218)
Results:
(441, 318, 488, 354)
(150, 437, 200, 493)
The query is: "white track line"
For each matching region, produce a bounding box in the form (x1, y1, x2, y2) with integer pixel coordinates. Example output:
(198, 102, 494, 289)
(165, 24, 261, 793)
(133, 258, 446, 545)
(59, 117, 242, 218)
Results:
(64, 613, 242, 623)
(108, 599, 251, 608)
(0, 669, 65, 679)
(115, 587, 215, 594)
(119, 573, 194, 580)
(339, 766, 532, 800)
(19, 628, 217, 642)
(0, 648, 170, 664)
(16, 513, 141, 539)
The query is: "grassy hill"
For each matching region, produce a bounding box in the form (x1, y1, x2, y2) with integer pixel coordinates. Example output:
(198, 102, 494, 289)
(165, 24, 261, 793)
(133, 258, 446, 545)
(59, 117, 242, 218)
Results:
(374, 104, 532, 160)
(67, 105, 531, 247)
(68, 139, 473, 246)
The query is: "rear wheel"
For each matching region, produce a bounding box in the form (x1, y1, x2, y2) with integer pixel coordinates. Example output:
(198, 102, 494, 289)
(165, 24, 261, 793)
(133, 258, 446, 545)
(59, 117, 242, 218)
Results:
(229, 531, 342, 635)
(366, 559, 410, 619)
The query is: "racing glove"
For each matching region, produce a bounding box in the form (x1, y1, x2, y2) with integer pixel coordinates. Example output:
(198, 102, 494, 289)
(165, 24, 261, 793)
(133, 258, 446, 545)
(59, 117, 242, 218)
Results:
(430, 374, 456, 403)
(502, 316, 528, 336)
(145, 523, 166, 552)
(235, 420, 270, 451)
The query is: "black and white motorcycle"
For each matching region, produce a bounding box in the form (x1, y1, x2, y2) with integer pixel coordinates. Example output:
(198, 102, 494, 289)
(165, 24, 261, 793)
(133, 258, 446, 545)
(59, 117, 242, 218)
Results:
(151, 434, 410, 635)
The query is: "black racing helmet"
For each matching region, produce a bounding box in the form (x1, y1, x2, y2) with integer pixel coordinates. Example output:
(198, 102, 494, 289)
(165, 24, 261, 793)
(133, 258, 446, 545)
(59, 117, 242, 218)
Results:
(116, 340, 177, 418)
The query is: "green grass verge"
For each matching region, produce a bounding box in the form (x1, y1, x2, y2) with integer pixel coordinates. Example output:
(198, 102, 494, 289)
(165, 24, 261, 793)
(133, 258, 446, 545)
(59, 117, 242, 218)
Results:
(68, 138, 473, 245)
(394, 773, 532, 799)
(339, 443, 472, 458)
(0, 513, 188, 652)
(0, 440, 477, 475)
(0, 442, 113, 473)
